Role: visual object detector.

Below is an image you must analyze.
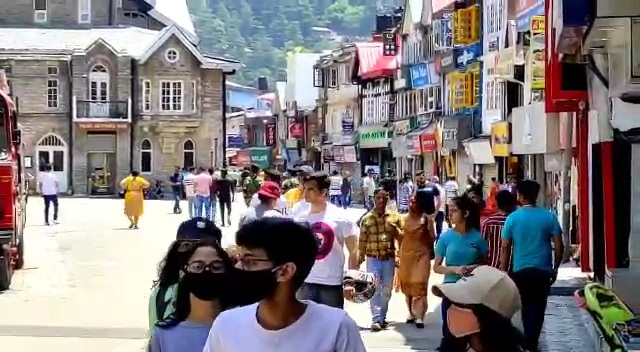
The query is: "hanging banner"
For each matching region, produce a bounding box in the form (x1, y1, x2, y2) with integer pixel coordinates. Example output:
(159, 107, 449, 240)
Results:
(288, 118, 304, 139)
(341, 110, 354, 134)
(528, 16, 545, 90)
(265, 123, 276, 146)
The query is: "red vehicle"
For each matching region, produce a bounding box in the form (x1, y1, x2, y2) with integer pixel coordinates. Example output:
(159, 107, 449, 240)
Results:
(0, 87, 26, 291)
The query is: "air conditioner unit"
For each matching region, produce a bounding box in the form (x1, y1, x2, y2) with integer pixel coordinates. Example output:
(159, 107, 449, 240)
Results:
(34, 10, 47, 23)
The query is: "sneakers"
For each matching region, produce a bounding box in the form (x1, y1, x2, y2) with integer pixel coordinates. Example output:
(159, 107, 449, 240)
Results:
(370, 323, 382, 332)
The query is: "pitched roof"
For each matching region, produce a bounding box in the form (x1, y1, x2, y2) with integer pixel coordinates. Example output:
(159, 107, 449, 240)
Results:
(143, 0, 197, 43)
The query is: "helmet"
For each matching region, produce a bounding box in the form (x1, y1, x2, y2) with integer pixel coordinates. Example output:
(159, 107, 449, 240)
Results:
(343, 269, 376, 303)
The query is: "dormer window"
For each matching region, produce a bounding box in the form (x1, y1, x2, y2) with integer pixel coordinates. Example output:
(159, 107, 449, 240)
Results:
(165, 49, 179, 63)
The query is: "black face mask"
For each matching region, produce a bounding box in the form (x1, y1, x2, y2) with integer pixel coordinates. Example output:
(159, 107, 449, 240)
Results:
(229, 267, 279, 306)
(181, 272, 225, 301)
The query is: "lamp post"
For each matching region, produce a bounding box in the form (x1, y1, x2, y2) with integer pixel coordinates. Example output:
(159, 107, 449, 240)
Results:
(221, 70, 236, 168)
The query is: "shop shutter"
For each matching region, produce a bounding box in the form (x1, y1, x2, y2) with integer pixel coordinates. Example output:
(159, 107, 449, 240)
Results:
(86, 134, 116, 152)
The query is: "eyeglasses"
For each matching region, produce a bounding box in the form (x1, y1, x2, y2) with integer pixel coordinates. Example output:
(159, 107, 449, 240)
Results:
(185, 260, 226, 273)
(235, 256, 273, 271)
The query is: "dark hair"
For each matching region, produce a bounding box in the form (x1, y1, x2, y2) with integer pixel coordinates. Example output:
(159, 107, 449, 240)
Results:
(448, 175, 456, 181)
(188, 167, 195, 172)
(236, 218, 318, 289)
(516, 180, 540, 204)
(452, 194, 481, 231)
(208, 168, 214, 175)
(157, 238, 234, 329)
(491, 177, 496, 182)
(374, 187, 388, 196)
(131, 170, 140, 177)
(257, 193, 273, 203)
(496, 190, 516, 213)
(467, 304, 529, 351)
(303, 173, 330, 191)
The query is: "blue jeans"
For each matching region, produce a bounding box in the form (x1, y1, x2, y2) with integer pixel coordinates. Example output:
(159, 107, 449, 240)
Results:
(330, 195, 341, 206)
(210, 195, 217, 222)
(187, 197, 196, 218)
(364, 195, 374, 210)
(194, 195, 211, 219)
(172, 190, 181, 213)
(366, 257, 395, 324)
(341, 193, 350, 209)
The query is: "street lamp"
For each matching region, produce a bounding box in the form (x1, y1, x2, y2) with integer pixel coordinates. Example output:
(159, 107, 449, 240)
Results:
(221, 70, 236, 168)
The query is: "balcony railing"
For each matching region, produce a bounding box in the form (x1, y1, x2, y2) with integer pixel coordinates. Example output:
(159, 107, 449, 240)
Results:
(72, 96, 131, 122)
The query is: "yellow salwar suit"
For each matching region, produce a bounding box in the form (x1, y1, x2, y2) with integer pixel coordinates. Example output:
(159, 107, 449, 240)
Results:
(120, 175, 149, 228)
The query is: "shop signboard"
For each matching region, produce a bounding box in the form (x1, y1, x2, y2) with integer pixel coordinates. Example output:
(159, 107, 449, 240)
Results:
(248, 147, 271, 169)
(436, 49, 456, 74)
(528, 16, 545, 90)
(495, 47, 515, 80)
(333, 146, 345, 162)
(454, 43, 482, 70)
(406, 135, 422, 155)
(393, 119, 411, 135)
(226, 134, 244, 149)
(343, 146, 357, 162)
(265, 123, 276, 146)
(229, 150, 251, 167)
(441, 117, 460, 150)
(288, 118, 304, 139)
(358, 126, 390, 149)
(420, 133, 437, 153)
(341, 110, 354, 134)
(490, 121, 511, 156)
(515, 0, 544, 32)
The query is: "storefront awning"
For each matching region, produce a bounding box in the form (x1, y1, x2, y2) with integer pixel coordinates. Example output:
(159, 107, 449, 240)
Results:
(462, 138, 495, 165)
(355, 42, 398, 80)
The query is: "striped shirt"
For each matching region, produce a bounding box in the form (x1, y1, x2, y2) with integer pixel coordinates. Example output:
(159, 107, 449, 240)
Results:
(397, 181, 414, 211)
(443, 180, 459, 204)
(480, 212, 509, 269)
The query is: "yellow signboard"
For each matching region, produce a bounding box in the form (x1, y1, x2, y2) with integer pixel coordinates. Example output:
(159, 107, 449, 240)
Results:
(491, 121, 510, 157)
(529, 16, 545, 89)
(530, 16, 545, 35)
(453, 5, 480, 45)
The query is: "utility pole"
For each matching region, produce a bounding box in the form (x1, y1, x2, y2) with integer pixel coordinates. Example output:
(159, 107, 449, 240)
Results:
(561, 101, 581, 261)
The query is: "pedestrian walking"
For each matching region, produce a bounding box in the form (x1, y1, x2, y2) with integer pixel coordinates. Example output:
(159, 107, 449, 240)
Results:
(37, 163, 59, 226)
(239, 181, 283, 227)
(433, 194, 488, 351)
(340, 172, 351, 209)
(397, 172, 414, 214)
(481, 190, 517, 269)
(432, 176, 446, 237)
(202, 218, 367, 352)
(119, 170, 150, 229)
(294, 172, 359, 309)
(443, 176, 459, 227)
(362, 169, 376, 210)
(216, 169, 235, 227)
(208, 168, 218, 222)
(286, 165, 314, 217)
(241, 165, 261, 206)
(328, 170, 342, 206)
(398, 195, 435, 329)
(500, 180, 564, 351)
(358, 188, 404, 331)
(184, 168, 196, 218)
(169, 166, 183, 214)
(193, 167, 213, 219)
(249, 169, 288, 215)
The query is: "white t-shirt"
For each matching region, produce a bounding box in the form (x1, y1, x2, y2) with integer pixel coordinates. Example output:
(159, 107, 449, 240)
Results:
(38, 172, 58, 196)
(294, 203, 356, 286)
(362, 176, 375, 196)
(183, 174, 196, 198)
(289, 199, 310, 219)
(435, 183, 446, 211)
(203, 301, 366, 352)
(250, 193, 290, 215)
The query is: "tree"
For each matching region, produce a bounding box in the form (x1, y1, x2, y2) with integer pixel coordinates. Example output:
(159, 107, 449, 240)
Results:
(188, 0, 227, 54)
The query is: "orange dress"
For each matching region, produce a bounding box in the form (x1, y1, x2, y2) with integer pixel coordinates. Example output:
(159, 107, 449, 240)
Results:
(398, 215, 434, 297)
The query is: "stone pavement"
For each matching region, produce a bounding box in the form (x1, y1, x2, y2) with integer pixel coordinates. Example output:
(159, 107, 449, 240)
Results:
(0, 197, 597, 352)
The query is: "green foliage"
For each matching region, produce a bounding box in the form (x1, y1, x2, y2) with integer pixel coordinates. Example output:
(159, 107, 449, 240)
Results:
(187, 0, 381, 86)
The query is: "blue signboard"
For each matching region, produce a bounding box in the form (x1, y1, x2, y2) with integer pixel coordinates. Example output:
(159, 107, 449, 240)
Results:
(515, 2, 544, 32)
(453, 43, 482, 69)
(227, 134, 244, 149)
(409, 62, 439, 89)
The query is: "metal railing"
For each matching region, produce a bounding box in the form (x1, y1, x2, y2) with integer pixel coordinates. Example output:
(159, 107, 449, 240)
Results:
(73, 96, 131, 122)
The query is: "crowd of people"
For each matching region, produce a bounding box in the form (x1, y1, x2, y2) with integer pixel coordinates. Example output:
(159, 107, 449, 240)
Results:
(130, 159, 565, 352)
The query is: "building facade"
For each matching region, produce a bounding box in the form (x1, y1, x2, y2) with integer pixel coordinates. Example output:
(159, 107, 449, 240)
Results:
(0, 0, 239, 195)
(226, 82, 269, 112)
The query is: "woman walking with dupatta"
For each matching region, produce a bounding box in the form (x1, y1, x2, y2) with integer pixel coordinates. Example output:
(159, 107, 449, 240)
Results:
(120, 170, 149, 229)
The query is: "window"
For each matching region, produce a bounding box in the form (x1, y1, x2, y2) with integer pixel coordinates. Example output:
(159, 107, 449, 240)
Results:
(47, 66, 58, 75)
(191, 81, 197, 111)
(47, 79, 58, 108)
(313, 67, 325, 87)
(433, 14, 453, 50)
(183, 140, 195, 169)
(165, 49, 179, 63)
(78, 0, 90, 23)
(341, 64, 352, 85)
(140, 139, 152, 173)
(142, 80, 151, 112)
(160, 80, 183, 112)
(34, 0, 47, 22)
(328, 68, 338, 88)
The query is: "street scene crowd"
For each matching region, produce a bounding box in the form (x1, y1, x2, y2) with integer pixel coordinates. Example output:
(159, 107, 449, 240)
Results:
(29, 160, 568, 352)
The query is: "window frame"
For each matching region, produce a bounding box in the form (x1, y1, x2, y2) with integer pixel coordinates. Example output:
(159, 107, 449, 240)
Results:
(142, 79, 151, 112)
(47, 66, 58, 75)
(140, 139, 153, 174)
(34, 0, 47, 11)
(78, 0, 91, 24)
(159, 80, 183, 112)
(46, 79, 58, 108)
(328, 68, 338, 88)
(191, 80, 197, 112)
(165, 48, 179, 63)
(182, 139, 195, 169)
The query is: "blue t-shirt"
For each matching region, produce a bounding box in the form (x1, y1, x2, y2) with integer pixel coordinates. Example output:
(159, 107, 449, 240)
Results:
(501, 206, 562, 273)
(435, 229, 488, 283)
(150, 320, 212, 352)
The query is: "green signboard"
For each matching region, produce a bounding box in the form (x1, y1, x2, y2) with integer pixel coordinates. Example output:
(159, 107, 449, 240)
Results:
(358, 127, 390, 148)
(248, 147, 271, 169)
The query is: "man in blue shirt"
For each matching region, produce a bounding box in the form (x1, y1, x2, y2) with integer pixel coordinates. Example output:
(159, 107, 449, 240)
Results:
(169, 166, 184, 214)
(500, 180, 564, 351)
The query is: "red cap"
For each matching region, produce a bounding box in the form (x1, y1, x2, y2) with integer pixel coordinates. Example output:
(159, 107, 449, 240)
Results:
(257, 181, 281, 199)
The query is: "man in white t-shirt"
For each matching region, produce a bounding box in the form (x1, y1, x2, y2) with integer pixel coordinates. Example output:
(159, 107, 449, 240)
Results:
(203, 218, 366, 352)
(294, 172, 359, 309)
(249, 169, 290, 216)
(37, 163, 59, 226)
(362, 169, 376, 210)
(432, 176, 446, 238)
(183, 167, 196, 218)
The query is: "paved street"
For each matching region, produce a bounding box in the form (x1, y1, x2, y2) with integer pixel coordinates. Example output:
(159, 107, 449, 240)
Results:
(0, 197, 595, 351)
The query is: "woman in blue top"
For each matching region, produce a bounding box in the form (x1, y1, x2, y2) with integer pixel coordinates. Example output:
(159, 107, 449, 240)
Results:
(149, 238, 234, 352)
(433, 194, 488, 351)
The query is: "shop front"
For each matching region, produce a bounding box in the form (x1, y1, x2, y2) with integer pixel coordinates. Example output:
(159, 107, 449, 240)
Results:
(439, 116, 472, 185)
(358, 124, 391, 176)
(330, 133, 358, 176)
(418, 124, 437, 176)
(490, 121, 517, 183)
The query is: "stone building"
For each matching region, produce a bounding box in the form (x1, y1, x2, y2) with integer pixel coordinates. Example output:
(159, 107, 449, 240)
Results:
(0, 0, 239, 195)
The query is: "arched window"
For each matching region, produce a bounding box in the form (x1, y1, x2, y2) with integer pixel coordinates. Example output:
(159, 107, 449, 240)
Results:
(183, 139, 195, 169)
(140, 139, 152, 173)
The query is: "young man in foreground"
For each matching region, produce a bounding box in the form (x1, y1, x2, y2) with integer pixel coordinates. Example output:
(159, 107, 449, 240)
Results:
(203, 218, 366, 352)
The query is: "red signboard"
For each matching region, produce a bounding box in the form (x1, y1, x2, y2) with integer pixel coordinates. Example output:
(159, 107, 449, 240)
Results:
(229, 150, 251, 167)
(544, 0, 587, 113)
(288, 118, 304, 139)
(420, 133, 437, 153)
(265, 123, 276, 146)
